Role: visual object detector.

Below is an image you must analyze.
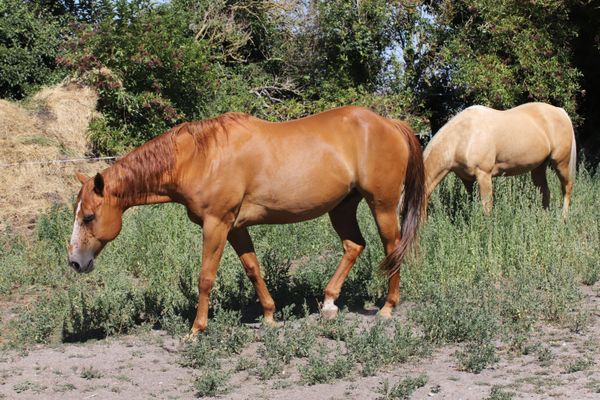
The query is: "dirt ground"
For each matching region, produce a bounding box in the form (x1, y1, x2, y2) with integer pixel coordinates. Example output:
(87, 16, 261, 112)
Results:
(1, 283, 599, 400)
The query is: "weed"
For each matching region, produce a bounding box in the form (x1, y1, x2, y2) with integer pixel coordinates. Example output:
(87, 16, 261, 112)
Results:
(235, 357, 258, 371)
(193, 368, 231, 398)
(536, 346, 554, 367)
(181, 309, 253, 369)
(13, 380, 46, 394)
(80, 366, 103, 379)
(299, 345, 352, 385)
(54, 383, 76, 392)
(456, 339, 498, 373)
(377, 375, 427, 399)
(565, 357, 594, 373)
(319, 311, 356, 341)
(486, 386, 514, 400)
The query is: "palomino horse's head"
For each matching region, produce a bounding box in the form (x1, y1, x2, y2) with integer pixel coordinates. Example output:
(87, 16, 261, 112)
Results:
(67, 172, 123, 273)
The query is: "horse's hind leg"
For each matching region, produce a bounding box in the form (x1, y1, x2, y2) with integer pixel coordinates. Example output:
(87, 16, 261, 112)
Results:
(322, 193, 365, 318)
(366, 200, 401, 318)
(551, 159, 574, 219)
(228, 228, 276, 325)
(531, 163, 550, 209)
(475, 169, 493, 215)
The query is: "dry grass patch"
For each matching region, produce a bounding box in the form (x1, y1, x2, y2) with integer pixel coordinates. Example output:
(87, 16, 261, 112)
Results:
(0, 81, 105, 231)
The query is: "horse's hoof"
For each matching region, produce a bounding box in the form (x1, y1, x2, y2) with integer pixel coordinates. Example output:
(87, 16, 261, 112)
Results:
(321, 303, 339, 319)
(377, 307, 393, 319)
(182, 331, 199, 343)
(263, 316, 277, 327)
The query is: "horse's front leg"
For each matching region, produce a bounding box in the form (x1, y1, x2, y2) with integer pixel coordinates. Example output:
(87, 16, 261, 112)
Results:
(191, 216, 230, 335)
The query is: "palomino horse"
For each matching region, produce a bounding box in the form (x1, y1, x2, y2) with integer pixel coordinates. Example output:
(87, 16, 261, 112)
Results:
(67, 106, 426, 335)
(424, 102, 576, 217)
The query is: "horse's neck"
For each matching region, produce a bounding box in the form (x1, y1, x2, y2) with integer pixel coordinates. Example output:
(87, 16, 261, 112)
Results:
(104, 137, 180, 209)
(105, 165, 175, 209)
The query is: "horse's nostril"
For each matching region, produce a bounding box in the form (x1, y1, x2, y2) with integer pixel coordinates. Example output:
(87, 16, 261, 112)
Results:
(70, 261, 81, 271)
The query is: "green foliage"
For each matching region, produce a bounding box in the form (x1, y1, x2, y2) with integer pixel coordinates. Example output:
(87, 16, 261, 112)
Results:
(421, 0, 581, 118)
(486, 386, 515, 400)
(0, 0, 67, 99)
(456, 339, 498, 373)
(377, 375, 428, 400)
(59, 0, 216, 154)
(79, 366, 103, 379)
(181, 309, 253, 369)
(193, 368, 231, 398)
(347, 320, 424, 377)
(299, 345, 352, 385)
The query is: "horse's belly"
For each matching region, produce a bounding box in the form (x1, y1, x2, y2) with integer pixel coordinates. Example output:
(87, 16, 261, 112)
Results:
(234, 181, 352, 227)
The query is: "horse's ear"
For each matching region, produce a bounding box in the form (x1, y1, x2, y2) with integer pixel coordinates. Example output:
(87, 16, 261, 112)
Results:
(93, 173, 104, 197)
(75, 172, 89, 184)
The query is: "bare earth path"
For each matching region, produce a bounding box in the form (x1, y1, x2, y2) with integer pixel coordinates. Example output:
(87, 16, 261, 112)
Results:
(1, 284, 599, 399)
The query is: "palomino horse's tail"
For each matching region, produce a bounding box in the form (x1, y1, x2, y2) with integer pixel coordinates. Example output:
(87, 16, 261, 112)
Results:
(380, 119, 427, 276)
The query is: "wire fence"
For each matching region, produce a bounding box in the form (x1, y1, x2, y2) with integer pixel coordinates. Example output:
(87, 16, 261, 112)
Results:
(0, 156, 119, 169)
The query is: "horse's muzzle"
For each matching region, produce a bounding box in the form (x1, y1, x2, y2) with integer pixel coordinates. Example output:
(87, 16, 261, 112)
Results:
(69, 258, 94, 273)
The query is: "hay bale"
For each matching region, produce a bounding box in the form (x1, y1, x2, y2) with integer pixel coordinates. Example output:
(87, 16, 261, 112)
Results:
(0, 82, 107, 232)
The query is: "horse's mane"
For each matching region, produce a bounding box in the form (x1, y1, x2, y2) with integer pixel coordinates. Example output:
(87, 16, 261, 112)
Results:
(108, 112, 250, 203)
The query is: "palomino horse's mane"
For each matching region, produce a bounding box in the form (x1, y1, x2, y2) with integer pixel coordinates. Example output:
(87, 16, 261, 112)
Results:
(108, 112, 250, 203)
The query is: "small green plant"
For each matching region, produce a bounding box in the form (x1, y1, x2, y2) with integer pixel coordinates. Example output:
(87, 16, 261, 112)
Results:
(299, 345, 352, 385)
(181, 309, 253, 369)
(486, 386, 515, 400)
(377, 375, 428, 399)
(565, 357, 594, 373)
(348, 320, 424, 377)
(193, 368, 231, 398)
(235, 357, 258, 372)
(536, 346, 554, 367)
(80, 366, 103, 379)
(13, 380, 46, 394)
(456, 339, 498, 374)
(54, 383, 76, 392)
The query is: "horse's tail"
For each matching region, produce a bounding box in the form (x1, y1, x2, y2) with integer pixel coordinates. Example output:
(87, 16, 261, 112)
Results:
(380, 119, 427, 276)
(568, 127, 577, 183)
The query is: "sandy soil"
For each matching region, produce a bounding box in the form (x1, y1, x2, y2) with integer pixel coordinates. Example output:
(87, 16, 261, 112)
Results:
(1, 284, 599, 400)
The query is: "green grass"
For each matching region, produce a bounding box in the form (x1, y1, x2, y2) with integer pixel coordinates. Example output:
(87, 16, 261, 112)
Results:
(0, 164, 599, 389)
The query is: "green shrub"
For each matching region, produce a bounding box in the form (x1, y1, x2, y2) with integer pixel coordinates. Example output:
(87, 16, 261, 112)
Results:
(299, 345, 352, 385)
(377, 375, 428, 400)
(0, 0, 67, 99)
(193, 368, 231, 398)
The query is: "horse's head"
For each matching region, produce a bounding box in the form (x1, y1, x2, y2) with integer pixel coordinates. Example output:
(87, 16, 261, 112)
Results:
(67, 172, 123, 273)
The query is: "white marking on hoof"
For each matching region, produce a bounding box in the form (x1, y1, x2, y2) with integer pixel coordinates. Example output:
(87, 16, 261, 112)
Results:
(321, 299, 339, 319)
(182, 331, 199, 343)
(377, 307, 393, 319)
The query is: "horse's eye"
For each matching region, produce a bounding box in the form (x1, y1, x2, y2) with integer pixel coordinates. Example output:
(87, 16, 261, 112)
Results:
(83, 214, 95, 224)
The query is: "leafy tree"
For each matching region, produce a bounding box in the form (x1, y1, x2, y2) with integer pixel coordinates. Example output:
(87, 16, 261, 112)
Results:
(0, 0, 67, 99)
(403, 0, 582, 133)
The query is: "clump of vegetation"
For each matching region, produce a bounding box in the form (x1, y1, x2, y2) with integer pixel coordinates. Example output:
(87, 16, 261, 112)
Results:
(486, 386, 515, 400)
(181, 309, 253, 369)
(79, 366, 103, 380)
(377, 375, 428, 400)
(299, 345, 352, 385)
(193, 368, 231, 398)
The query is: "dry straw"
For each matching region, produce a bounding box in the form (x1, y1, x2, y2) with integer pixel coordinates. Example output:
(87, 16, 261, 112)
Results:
(0, 81, 108, 231)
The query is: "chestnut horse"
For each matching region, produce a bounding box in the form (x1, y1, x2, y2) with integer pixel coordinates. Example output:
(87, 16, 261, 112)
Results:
(68, 106, 426, 335)
(424, 103, 576, 218)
